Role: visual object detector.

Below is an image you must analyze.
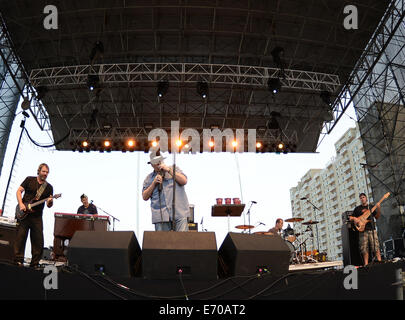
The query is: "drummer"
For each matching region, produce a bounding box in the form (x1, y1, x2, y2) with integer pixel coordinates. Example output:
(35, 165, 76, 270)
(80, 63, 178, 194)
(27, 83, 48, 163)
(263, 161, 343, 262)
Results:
(267, 218, 284, 236)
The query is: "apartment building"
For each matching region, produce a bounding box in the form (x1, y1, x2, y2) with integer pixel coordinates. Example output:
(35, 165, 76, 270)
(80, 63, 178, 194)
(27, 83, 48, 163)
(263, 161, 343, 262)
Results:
(290, 126, 372, 261)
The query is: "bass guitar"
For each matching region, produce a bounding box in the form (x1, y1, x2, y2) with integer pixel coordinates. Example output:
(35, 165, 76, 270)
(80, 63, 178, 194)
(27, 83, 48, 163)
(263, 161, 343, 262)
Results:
(15, 193, 62, 221)
(354, 192, 390, 232)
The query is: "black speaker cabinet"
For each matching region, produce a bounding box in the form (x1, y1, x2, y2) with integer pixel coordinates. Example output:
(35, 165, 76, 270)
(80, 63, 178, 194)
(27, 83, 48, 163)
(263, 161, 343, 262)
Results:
(0, 223, 17, 263)
(341, 222, 363, 266)
(142, 231, 217, 280)
(67, 231, 141, 277)
(218, 232, 291, 277)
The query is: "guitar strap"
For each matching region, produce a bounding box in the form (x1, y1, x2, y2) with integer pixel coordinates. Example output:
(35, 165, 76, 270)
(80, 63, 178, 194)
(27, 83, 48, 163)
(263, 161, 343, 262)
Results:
(34, 181, 48, 200)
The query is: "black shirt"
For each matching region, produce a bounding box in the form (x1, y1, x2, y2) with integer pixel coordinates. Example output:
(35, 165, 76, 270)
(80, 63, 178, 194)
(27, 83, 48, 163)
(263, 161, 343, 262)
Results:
(21, 176, 53, 215)
(77, 203, 98, 215)
(352, 204, 376, 231)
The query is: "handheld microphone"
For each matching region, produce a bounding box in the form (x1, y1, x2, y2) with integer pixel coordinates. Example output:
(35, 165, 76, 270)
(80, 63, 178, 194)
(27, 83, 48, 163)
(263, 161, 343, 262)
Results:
(158, 170, 164, 191)
(252, 201, 257, 204)
(90, 200, 93, 204)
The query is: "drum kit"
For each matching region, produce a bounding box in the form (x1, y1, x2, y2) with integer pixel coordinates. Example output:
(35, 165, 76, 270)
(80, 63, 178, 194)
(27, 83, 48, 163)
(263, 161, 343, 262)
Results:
(236, 217, 327, 264)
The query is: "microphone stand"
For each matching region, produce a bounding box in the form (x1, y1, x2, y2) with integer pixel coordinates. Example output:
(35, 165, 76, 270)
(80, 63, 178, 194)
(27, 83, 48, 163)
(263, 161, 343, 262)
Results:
(1, 118, 26, 215)
(246, 201, 256, 234)
(171, 151, 177, 231)
(303, 198, 320, 254)
(92, 202, 120, 231)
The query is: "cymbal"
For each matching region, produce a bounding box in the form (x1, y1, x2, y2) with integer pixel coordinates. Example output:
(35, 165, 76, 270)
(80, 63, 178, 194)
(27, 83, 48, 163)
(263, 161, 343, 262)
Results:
(302, 220, 319, 225)
(235, 225, 255, 230)
(254, 231, 273, 235)
(285, 217, 304, 222)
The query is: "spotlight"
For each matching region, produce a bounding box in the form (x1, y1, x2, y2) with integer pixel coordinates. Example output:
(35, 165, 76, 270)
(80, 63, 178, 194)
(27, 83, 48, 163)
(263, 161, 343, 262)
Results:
(90, 41, 104, 63)
(271, 47, 284, 66)
(267, 111, 281, 130)
(82, 141, 89, 148)
(126, 139, 136, 148)
(36, 86, 48, 100)
(256, 142, 262, 149)
(151, 140, 158, 148)
(22, 111, 30, 118)
(104, 140, 111, 148)
(232, 140, 238, 147)
(176, 139, 182, 147)
(208, 140, 214, 148)
(87, 74, 99, 91)
(320, 91, 332, 105)
(267, 78, 281, 94)
(197, 82, 208, 99)
(157, 81, 169, 98)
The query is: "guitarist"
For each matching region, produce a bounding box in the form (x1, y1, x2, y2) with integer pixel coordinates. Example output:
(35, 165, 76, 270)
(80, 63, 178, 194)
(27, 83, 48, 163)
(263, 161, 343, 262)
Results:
(14, 163, 54, 268)
(349, 193, 382, 266)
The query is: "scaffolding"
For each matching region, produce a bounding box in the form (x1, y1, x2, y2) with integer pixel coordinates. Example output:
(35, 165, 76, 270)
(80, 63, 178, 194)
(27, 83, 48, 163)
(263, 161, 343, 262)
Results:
(343, 0, 405, 240)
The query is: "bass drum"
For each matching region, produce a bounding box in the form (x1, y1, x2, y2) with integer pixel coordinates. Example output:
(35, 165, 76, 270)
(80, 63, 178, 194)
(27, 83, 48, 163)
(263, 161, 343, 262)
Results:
(284, 240, 296, 264)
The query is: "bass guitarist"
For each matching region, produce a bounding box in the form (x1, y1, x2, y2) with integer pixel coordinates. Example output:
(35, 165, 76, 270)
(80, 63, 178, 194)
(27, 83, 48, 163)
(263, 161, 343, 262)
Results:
(349, 192, 381, 266)
(14, 163, 54, 268)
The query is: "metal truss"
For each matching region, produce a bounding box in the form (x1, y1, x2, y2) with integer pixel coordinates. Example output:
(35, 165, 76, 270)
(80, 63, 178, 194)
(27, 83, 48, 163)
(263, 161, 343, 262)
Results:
(0, 14, 50, 132)
(68, 125, 299, 154)
(29, 63, 340, 93)
(343, 0, 405, 240)
(318, 0, 405, 147)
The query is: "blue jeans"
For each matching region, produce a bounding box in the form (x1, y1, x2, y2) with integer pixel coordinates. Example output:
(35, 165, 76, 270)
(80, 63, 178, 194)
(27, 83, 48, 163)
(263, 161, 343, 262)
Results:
(154, 217, 189, 232)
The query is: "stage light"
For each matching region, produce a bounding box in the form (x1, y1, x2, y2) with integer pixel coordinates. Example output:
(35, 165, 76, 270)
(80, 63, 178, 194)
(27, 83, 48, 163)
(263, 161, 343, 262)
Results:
(208, 140, 214, 148)
(232, 140, 238, 147)
(87, 74, 99, 91)
(256, 142, 262, 149)
(89, 41, 104, 62)
(320, 90, 332, 105)
(197, 82, 208, 99)
(157, 81, 169, 98)
(267, 78, 281, 94)
(277, 142, 285, 150)
(104, 140, 111, 148)
(82, 141, 89, 148)
(271, 47, 284, 66)
(151, 140, 158, 147)
(36, 86, 48, 100)
(176, 139, 182, 147)
(127, 139, 135, 148)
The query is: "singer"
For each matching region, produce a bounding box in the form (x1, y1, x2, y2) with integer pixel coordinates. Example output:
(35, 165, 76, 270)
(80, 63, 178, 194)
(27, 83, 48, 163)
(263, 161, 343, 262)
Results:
(142, 150, 190, 231)
(77, 194, 98, 215)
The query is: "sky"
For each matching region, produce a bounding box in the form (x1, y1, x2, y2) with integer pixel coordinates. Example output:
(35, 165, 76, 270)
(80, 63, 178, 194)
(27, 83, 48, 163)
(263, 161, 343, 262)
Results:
(0, 100, 358, 258)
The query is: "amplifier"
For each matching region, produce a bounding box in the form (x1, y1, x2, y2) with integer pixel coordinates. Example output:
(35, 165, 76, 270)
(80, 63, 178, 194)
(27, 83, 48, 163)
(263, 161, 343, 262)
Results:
(0, 222, 17, 263)
(383, 238, 405, 260)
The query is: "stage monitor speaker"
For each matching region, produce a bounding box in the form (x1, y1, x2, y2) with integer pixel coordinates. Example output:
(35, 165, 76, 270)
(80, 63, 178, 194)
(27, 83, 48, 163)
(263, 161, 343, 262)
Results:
(67, 231, 141, 277)
(218, 232, 291, 277)
(142, 231, 217, 280)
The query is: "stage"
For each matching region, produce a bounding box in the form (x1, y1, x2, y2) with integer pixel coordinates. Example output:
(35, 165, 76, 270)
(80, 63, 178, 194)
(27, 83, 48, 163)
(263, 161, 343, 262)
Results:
(0, 259, 403, 301)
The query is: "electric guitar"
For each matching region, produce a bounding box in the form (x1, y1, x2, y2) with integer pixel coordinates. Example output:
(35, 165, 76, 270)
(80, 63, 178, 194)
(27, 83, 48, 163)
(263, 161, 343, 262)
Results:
(354, 192, 390, 232)
(15, 193, 62, 221)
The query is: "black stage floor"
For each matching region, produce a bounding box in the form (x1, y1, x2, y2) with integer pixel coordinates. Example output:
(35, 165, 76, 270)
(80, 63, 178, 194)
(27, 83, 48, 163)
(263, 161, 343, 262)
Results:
(1, 259, 403, 301)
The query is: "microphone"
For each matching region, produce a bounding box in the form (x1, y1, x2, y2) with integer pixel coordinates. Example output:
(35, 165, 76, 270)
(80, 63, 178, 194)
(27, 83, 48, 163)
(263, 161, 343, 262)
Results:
(158, 170, 164, 191)
(251, 201, 257, 204)
(258, 221, 265, 226)
(90, 200, 93, 204)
